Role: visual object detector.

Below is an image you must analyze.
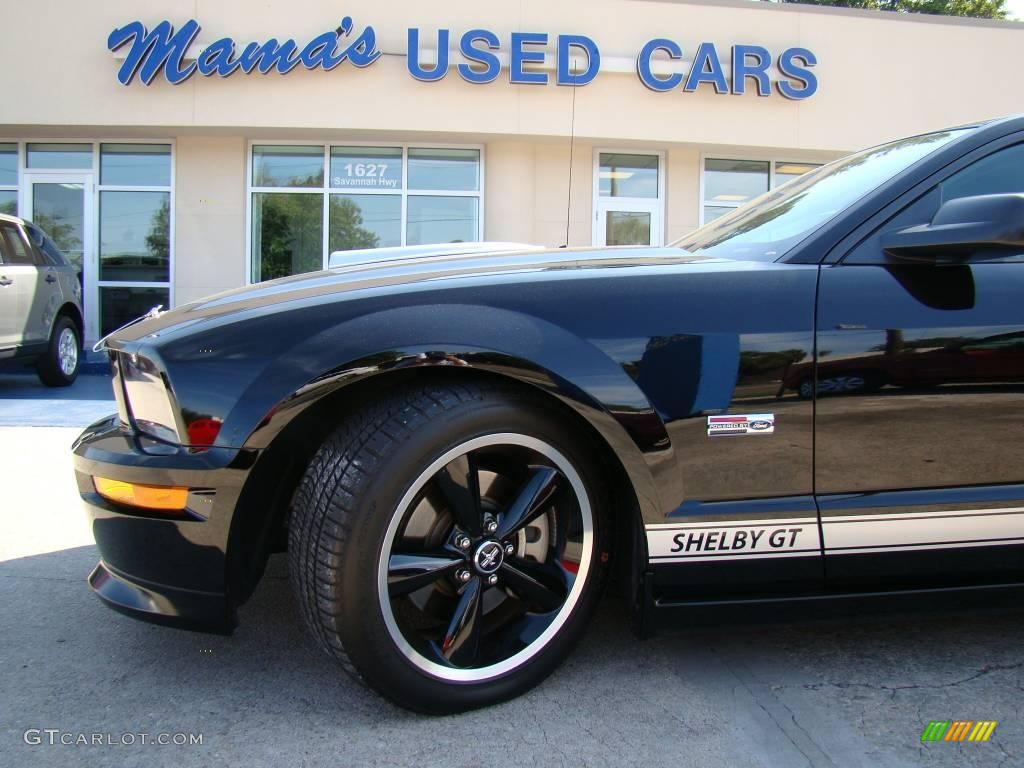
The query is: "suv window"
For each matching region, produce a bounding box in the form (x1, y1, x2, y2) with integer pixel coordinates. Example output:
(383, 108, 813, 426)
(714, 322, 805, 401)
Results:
(0, 223, 36, 266)
(24, 222, 69, 266)
(845, 142, 1024, 264)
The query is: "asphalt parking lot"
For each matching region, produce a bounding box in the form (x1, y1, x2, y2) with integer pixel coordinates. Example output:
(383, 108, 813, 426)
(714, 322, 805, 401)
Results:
(0, 373, 1021, 768)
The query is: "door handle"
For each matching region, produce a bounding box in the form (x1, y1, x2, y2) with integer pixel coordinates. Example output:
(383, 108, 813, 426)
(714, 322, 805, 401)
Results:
(0, 276, 12, 286)
(45, 274, 57, 284)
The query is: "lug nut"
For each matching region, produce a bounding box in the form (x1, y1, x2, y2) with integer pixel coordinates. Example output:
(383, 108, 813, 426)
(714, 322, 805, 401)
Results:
(456, 569, 472, 583)
(487, 574, 499, 586)
(484, 519, 498, 534)
(504, 543, 514, 556)
(455, 535, 471, 549)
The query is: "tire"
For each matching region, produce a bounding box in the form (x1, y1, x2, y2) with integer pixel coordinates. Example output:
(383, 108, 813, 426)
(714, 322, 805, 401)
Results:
(36, 316, 80, 387)
(288, 379, 610, 713)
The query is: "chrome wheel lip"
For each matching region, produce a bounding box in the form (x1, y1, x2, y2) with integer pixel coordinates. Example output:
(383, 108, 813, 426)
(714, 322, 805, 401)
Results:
(377, 432, 594, 684)
(57, 327, 78, 377)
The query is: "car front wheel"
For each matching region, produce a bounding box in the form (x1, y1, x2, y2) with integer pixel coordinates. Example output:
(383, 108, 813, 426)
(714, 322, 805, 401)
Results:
(36, 316, 80, 387)
(288, 380, 609, 713)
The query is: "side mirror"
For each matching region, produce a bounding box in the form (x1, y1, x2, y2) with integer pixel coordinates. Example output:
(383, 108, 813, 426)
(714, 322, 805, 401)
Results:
(881, 193, 1024, 261)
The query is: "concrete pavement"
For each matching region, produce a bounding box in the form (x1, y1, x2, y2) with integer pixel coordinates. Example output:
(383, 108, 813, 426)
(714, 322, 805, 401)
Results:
(0, 410, 1020, 766)
(0, 372, 114, 427)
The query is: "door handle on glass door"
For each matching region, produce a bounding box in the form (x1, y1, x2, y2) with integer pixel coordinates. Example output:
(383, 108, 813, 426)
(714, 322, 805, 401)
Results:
(45, 274, 57, 283)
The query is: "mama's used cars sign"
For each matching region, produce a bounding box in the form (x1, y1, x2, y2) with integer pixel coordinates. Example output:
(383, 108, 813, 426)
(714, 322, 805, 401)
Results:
(108, 16, 817, 99)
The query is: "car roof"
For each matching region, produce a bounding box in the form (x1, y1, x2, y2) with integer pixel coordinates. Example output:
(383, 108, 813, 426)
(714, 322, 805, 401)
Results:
(0, 212, 25, 226)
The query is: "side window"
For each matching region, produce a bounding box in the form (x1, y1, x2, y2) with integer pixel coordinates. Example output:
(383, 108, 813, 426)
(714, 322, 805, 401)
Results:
(0, 224, 36, 266)
(940, 144, 1024, 203)
(25, 223, 68, 266)
(845, 142, 1024, 264)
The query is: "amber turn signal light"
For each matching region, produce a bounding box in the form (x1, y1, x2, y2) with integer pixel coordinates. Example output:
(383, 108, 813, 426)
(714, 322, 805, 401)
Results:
(93, 477, 189, 511)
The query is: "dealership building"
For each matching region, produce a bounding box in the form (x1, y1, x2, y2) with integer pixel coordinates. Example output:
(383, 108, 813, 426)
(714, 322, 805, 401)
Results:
(1, 0, 1022, 340)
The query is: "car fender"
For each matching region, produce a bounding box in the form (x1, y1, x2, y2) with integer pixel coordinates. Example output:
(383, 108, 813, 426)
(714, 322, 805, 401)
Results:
(235, 303, 677, 522)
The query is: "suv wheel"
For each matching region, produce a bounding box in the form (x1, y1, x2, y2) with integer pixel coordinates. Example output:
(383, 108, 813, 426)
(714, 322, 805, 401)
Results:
(288, 380, 609, 713)
(37, 317, 80, 387)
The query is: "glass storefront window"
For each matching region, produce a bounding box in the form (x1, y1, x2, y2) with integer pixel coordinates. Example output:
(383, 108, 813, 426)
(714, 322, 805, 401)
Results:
(100, 286, 169, 337)
(330, 147, 403, 190)
(0, 144, 16, 185)
(599, 153, 659, 198)
(251, 192, 324, 282)
(329, 194, 401, 252)
(0, 190, 15, 216)
(252, 145, 324, 188)
(27, 143, 92, 169)
(705, 159, 769, 205)
(250, 144, 483, 281)
(702, 158, 821, 225)
(774, 162, 822, 186)
(407, 196, 479, 245)
(101, 144, 172, 186)
(99, 191, 170, 282)
(408, 148, 480, 191)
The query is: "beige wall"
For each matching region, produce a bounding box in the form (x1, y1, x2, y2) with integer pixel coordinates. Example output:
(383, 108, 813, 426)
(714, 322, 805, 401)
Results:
(2, 0, 1021, 151)
(173, 136, 247, 304)
(2, 0, 1022, 309)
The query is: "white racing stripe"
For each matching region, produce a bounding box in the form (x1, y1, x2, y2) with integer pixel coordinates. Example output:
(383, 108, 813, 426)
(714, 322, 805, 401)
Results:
(823, 506, 1024, 553)
(646, 507, 1024, 563)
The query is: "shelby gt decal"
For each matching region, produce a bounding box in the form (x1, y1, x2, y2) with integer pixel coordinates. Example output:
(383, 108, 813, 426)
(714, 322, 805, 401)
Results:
(647, 518, 821, 562)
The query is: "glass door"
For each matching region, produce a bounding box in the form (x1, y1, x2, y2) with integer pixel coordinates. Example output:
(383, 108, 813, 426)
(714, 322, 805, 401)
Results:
(593, 151, 663, 247)
(23, 172, 96, 338)
(594, 202, 661, 246)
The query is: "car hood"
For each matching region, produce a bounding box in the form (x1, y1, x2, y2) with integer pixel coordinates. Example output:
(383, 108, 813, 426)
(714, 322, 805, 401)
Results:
(106, 244, 716, 346)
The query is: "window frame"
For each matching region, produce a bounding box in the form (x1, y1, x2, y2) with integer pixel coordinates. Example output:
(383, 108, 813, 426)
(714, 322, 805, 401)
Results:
(246, 139, 485, 283)
(0, 137, 176, 340)
(699, 153, 827, 227)
(591, 148, 666, 247)
(0, 142, 22, 217)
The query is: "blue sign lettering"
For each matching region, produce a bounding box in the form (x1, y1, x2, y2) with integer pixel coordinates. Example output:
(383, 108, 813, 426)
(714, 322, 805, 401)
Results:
(684, 42, 728, 94)
(776, 47, 818, 100)
(510, 32, 549, 85)
(731, 44, 772, 97)
(556, 35, 600, 87)
(636, 39, 683, 92)
(108, 17, 380, 85)
(408, 28, 450, 81)
(106, 19, 817, 100)
(458, 30, 501, 84)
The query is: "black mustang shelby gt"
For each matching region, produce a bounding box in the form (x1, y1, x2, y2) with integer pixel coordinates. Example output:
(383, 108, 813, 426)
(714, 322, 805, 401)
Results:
(74, 115, 1024, 713)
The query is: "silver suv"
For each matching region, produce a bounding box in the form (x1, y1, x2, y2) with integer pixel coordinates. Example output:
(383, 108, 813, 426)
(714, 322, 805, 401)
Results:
(0, 213, 84, 386)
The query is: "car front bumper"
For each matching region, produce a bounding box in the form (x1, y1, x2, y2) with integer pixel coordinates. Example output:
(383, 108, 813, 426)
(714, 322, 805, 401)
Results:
(73, 415, 260, 633)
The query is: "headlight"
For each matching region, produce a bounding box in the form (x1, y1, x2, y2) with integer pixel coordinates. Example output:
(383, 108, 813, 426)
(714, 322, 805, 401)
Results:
(119, 352, 182, 444)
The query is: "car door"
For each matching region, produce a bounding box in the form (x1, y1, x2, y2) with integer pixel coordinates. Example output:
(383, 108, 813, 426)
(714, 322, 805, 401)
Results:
(815, 138, 1024, 589)
(0, 221, 52, 351)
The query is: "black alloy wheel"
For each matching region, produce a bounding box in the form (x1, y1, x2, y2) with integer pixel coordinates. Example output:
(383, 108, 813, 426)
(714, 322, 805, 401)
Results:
(288, 380, 609, 713)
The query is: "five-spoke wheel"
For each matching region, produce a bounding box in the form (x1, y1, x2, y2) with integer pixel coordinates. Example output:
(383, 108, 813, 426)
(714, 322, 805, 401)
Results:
(289, 381, 608, 713)
(380, 434, 592, 681)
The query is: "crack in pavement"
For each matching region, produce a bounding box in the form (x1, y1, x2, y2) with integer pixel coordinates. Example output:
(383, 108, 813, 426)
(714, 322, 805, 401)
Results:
(794, 662, 1024, 696)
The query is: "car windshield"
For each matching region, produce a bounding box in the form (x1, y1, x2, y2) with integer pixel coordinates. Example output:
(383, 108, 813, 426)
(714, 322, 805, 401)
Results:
(673, 128, 970, 262)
